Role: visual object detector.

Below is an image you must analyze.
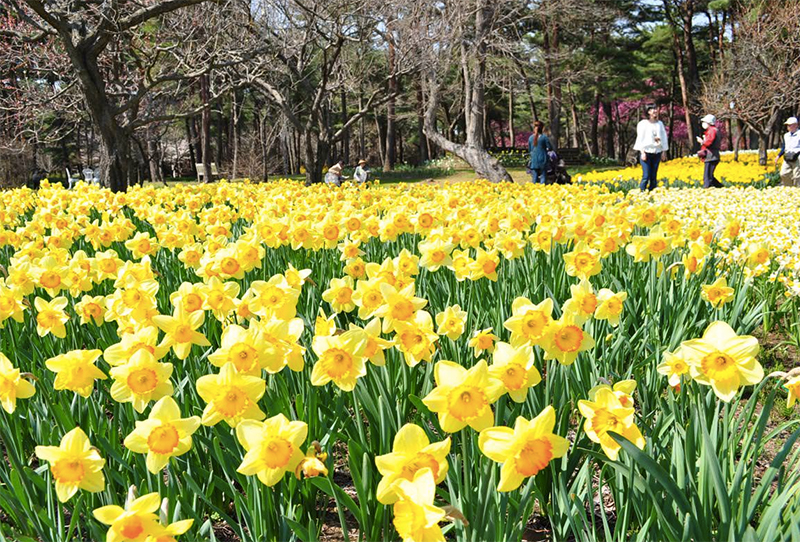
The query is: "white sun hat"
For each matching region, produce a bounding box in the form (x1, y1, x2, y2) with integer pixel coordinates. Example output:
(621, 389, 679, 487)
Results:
(785, 117, 798, 125)
(701, 114, 716, 125)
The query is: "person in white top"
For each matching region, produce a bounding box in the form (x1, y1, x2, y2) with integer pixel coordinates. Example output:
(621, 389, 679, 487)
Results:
(354, 159, 369, 184)
(775, 117, 800, 187)
(632, 104, 669, 191)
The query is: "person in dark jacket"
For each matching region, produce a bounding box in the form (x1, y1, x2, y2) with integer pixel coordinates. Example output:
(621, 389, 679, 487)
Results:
(28, 168, 45, 190)
(528, 121, 553, 184)
(697, 114, 722, 188)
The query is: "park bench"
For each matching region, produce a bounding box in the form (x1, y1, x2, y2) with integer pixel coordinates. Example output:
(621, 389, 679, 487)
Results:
(196, 162, 220, 182)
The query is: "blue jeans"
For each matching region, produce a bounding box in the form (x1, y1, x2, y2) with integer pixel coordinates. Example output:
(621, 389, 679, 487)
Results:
(704, 160, 722, 188)
(639, 152, 661, 191)
(531, 168, 546, 184)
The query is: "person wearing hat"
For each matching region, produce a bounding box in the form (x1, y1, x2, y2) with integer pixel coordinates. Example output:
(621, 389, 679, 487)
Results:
(696, 114, 723, 188)
(775, 117, 800, 187)
(354, 159, 370, 184)
(324, 163, 343, 187)
(633, 104, 669, 191)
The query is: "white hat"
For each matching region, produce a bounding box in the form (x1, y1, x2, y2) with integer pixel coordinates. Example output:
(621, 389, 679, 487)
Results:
(785, 117, 799, 125)
(328, 164, 342, 174)
(701, 114, 716, 125)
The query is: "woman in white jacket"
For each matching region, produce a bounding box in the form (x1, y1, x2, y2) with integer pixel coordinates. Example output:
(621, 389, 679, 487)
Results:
(633, 104, 669, 191)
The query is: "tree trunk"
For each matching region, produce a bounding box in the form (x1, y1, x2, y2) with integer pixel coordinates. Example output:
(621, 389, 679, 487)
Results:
(231, 92, 239, 181)
(673, 33, 695, 148)
(682, 1, 701, 144)
(260, 113, 269, 182)
(602, 101, 614, 158)
(757, 131, 768, 166)
(374, 112, 385, 167)
(98, 128, 132, 192)
(423, 82, 511, 183)
(734, 118, 744, 161)
(358, 93, 366, 160)
(200, 74, 212, 183)
(215, 110, 224, 167)
(568, 84, 580, 148)
(303, 132, 330, 185)
(147, 138, 162, 184)
(398, 123, 404, 164)
(590, 84, 600, 157)
(340, 90, 350, 165)
(185, 118, 196, 172)
(543, 20, 562, 147)
(384, 39, 397, 172)
(416, 83, 429, 164)
(508, 80, 516, 149)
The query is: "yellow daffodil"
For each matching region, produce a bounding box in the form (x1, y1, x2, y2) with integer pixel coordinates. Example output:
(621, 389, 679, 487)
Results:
(322, 276, 356, 313)
(0, 352, 35, 413)
(468, 327, 498, 358)
(657, 346, 690, 387)
(562, 279, 598, 325)
(123, 397, 201, 473)
(256, 317, 306, 373)
(503, 297, 554, 348)
(542, 314, 595, 365)
(701, 277, 735, 308)
(295, 441, 329, 480)
(422, 360, 505, 433)
(104, 327, 169, 366)
(393, 310, 438, 367)
(563, 243, 602, 279)
(681, 321, 763, 402)
(578, 387, 645, 461)
(310, 328, 368, 391)
(201, 276, 240, 321)
(168, 282, 206, 314)
(470, 247, 499, 281)
(434, 304, 467, 340)
(75, 295, 107, 326)
(594, 289, 627, 327)
(588, 379, 637, 408)
(375, 423, 451, 504)
(152, 306, 211, 360)
(109, 350, 174, 413)
(391, 468, 446, 542)
(488, 342, 541, 403)
(375, 283, 427, 333)
(93, 492, 162, 542)
(247, 275, 300, 321)
(34, 296, 70, 338)
(196, 362, 266, 427)
(478, 406, 569, 491)
(35, 427, 106, 502)
(418, 238, 454, 271)
(235, 413, 308, 486)
(208, 324, 266, 375)
(785, 375, 800, 408)
(352, 318, 392, 366)
(46, 349, 106, 397)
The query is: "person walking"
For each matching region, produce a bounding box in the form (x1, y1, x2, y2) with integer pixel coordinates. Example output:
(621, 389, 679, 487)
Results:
(633, 104, 669, 191)
(354, 159, 370, 184)
(324, 163, 344, 187)
(528, 121, 553, 184)
(696, 114, 723, 188)
(775, 117, 800, 187)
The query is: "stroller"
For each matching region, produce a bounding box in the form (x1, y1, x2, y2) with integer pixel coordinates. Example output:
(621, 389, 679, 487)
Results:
(546, 150, 572, 185)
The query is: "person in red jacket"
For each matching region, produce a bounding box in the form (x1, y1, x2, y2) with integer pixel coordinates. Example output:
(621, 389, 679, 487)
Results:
(696, 114, 723, 188)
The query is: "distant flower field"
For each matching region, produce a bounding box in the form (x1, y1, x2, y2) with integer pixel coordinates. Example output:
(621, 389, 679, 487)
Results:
(577, 150, 781, 189)
(0, 179, 799, 542)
